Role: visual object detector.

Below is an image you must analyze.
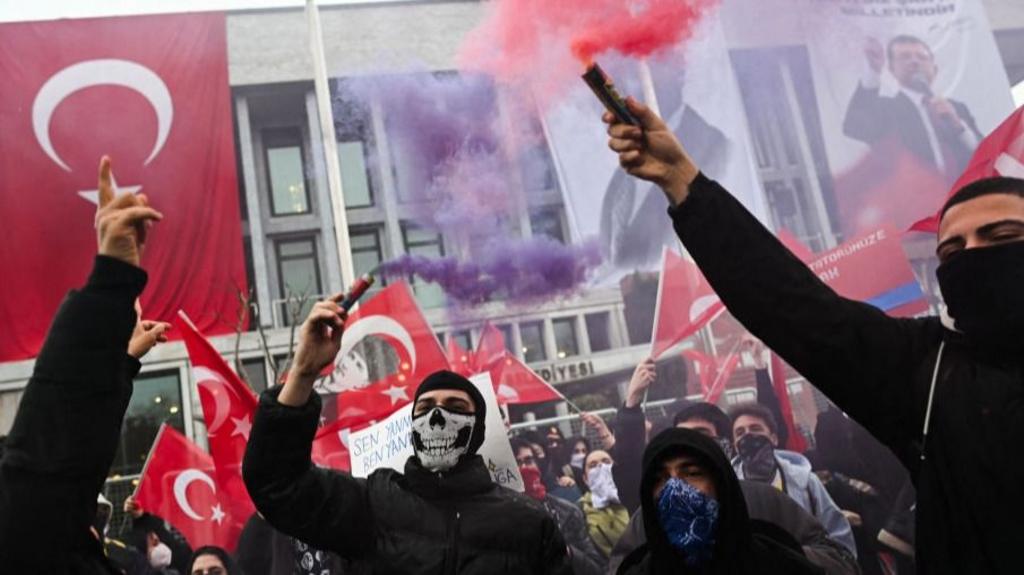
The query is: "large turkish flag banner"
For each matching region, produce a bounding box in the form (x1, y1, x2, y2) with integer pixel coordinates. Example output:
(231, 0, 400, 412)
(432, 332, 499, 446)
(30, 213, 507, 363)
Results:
(0, 13, 246, 361)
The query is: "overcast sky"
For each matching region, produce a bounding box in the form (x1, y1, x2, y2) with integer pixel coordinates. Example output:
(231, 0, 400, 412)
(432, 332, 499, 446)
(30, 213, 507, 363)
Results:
(0, 0, 405, 23)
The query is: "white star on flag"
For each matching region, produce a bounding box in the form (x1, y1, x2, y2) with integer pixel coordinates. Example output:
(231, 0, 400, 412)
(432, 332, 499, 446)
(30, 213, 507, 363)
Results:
(79, 171, 142, 205)
(210, 503, 226, 525)
(381, 384, 410, 406)
(230, 415, 252, 440)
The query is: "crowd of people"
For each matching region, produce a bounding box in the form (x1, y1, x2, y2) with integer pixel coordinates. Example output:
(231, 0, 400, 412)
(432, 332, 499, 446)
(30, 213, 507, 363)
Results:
(1, 83, 1023, 574)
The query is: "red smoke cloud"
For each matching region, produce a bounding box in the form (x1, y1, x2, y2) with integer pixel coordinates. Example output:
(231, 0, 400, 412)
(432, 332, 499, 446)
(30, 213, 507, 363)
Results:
(570, 0, 717, 64)
(460, 0, 719, 96)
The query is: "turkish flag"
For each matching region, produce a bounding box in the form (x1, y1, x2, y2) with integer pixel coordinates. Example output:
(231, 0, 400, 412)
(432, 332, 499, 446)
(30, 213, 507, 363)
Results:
(316, 282, 449, 429)
(0, 13, 246, 361)
(910, 105, 1024, 232)
(135, 424, 242, 550)
(769, 354, 808, 453)
(176, 311, 256, 535)
(492, 352, 564, 405)
(446, 337, 475, 377)
(650, 248, 725, 359)
(682, 349, 741, 404)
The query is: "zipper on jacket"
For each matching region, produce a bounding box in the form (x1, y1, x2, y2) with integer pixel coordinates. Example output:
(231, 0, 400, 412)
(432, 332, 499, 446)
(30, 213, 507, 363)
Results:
(444, 510, 461, 575)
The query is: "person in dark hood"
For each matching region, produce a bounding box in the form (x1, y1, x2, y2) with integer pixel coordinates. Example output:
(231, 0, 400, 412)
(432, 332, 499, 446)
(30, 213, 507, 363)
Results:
(618, 428, 822, 574)
(604, 97, 1024, 573)
(243, 296, 570, 574)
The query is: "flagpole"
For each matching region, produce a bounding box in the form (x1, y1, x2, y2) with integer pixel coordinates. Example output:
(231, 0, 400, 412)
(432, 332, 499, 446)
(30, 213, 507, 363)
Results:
(132, 422, 169, 499)
(306, 0, 356, 288)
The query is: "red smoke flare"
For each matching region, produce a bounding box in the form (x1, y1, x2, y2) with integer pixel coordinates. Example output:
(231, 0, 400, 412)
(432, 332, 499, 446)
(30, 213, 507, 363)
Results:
(460, 0, 720, 97)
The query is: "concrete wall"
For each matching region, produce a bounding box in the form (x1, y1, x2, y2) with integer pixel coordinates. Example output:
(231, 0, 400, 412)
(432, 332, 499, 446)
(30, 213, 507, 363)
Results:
(227, 0, 484, 86)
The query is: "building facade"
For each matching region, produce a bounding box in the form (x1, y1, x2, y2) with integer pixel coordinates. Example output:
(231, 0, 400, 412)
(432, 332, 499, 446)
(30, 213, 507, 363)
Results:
(1, 0, 1023, 483)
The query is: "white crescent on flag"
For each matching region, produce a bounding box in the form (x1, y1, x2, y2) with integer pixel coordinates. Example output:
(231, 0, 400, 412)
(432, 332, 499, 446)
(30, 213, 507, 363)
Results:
(193, 366, 234, 434)
(689, 294, 722, 323)
(173, 468, 216, 521)
(338, 315, 418, 372)
(32, 59, 173, 171)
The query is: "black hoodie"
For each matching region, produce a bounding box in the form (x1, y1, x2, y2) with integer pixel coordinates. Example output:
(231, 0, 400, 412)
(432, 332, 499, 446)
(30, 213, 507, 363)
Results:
(617, 428, 822, 575)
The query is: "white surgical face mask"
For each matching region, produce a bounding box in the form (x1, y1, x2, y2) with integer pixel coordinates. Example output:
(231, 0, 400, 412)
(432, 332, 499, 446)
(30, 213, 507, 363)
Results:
(570, 452, 587, 469)
(411, 406, 476, 472)
(149, 542, 173, 569)
(587, 462, 620, 509)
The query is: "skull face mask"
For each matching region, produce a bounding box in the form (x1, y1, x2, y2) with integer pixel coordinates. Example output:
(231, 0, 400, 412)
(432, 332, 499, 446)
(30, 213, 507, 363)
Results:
(411, 406, 476, 472)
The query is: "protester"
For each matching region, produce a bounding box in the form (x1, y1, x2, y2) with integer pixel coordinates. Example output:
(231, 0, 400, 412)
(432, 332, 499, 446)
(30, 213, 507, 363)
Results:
(569, 435, 591, 489)
(606, 383, 858, 574)
(604, 96, 1024, 573)
(519, 428, 582, 501)
(0, 157, 165, 573)
(188, 546, 239, 575)
(576, 449, 630, 559)
(124, 495, 194, 575)
(730, 403, 856, 556)
(242, 295, 571, 574)
(616, 428, 822, 574)
(512, 437, 605, 575)
(809, 407, 911, 575)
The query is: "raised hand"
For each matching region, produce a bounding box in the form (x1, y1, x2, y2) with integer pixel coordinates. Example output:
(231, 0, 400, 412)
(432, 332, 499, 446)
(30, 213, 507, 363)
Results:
(95, 156, 163, 267)
(604, 97, 699, 207)
(625, 357, 657, 408)
(580, 412, 615, 451)
(279, 295, 347, 406)
(865, 37, 885, 75)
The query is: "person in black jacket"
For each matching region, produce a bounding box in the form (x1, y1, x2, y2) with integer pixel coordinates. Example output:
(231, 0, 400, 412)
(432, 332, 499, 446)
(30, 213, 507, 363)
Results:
(511, 437, 605, 575)
(242, 295, 571, 574)
(604, 96, 1024, 574)
(616, 427, 822, 574)
(0, 156, 165, 574)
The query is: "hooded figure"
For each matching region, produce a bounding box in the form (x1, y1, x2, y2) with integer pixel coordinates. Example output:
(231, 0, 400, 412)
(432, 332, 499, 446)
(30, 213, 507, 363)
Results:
(243, 369, 571, 574)
(618, 428, 822, 575)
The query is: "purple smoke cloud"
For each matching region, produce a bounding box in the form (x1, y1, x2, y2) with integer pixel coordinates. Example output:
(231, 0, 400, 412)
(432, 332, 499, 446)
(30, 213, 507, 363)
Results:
(378, 236, 602, 306)
(340, 72, 603, 306)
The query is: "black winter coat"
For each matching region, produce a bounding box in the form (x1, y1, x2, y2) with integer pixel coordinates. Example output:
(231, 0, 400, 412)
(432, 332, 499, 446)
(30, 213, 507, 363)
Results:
(671, 174, 1024, 574)
(0, 256, 147, 574)
(540, 494, 605, 575)
(242, 387, 572, 575)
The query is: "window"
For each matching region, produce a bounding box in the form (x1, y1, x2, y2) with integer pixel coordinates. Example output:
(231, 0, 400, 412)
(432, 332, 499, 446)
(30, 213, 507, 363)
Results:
(275, 237, 322, 325)
(585, 312, 612, 353)
(241, 357, 268, 393)
(109, 370, 185, 477)
(529, 208, 566, 244)
(349, 227, 386, 294)
(401, 223, 446, 308)
(264, 128, 311, 216)
(338, 141, 373, 208)
(552, 318, 579, 359)
(335, 81, 377, 208)
(496, 324, 515, 354)
(520, 321, 547, 363)
(450, 330, 472, 352)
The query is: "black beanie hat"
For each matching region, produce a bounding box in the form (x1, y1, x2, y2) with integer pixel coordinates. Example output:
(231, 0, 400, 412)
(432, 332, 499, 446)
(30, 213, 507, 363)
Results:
(413, 370, 487, 456)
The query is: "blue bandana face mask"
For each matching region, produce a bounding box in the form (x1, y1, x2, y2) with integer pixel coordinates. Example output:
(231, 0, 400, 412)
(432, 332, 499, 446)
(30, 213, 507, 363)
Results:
(656, 477, 719, 566)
